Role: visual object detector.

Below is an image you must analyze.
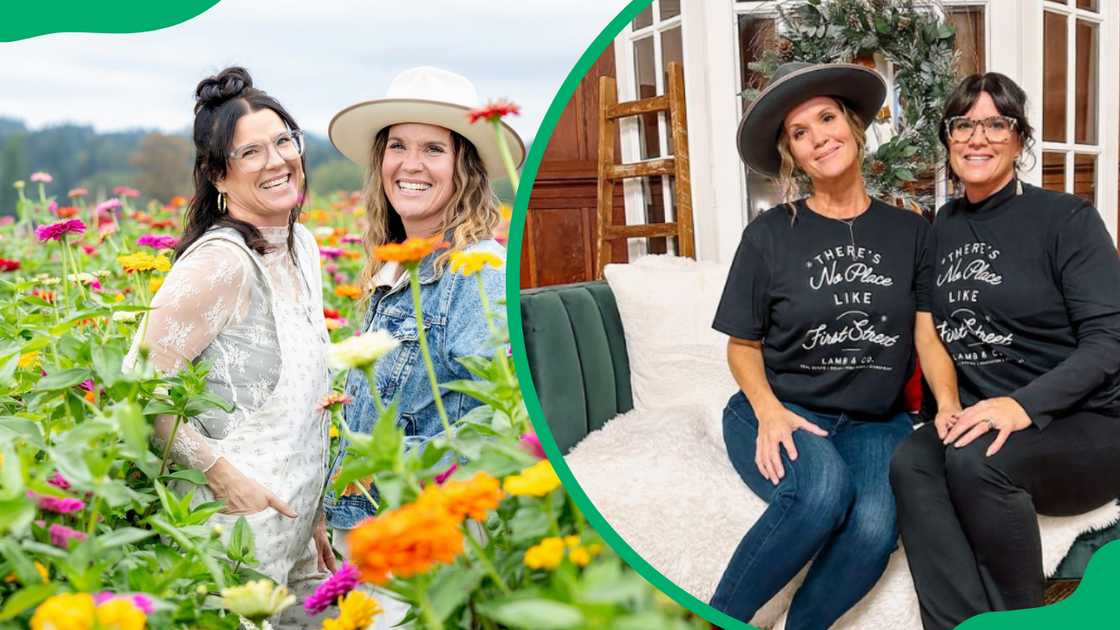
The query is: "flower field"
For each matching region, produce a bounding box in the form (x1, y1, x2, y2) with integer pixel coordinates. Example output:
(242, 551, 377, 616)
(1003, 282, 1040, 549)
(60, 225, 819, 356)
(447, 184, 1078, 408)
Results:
(0, 173, 707, 629)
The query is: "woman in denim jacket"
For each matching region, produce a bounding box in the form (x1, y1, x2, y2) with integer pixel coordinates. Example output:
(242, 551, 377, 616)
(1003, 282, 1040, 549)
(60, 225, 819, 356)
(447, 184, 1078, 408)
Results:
(321, 67, 524, 543)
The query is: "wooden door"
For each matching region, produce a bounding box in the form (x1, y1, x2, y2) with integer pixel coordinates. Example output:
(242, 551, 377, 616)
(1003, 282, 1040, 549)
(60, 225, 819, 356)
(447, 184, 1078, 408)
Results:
(520, 45, 628, 289)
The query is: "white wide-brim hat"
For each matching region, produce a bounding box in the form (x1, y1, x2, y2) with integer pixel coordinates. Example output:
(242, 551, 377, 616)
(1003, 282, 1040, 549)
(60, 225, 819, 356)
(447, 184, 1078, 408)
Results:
(329, 66, 525, 180)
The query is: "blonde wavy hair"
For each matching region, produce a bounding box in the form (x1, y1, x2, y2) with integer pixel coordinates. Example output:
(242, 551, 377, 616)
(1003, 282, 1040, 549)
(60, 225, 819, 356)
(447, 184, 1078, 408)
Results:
(775, 98, 867, 221)
(357, 126, 501, 297)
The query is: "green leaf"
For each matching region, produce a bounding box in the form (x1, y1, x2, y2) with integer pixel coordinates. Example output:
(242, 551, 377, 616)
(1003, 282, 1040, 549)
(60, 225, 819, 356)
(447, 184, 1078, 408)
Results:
(874, 16, 889, 34)
(95, 527, 155, 551)
(152, 479, 184, 523)
(901, 145, 920, 158)
(507, 505, 550, 544)
(0, 584, 55, 621)
(90, 344, 124, 388)
(477, 598, 585, 629)
(895, 168, 917, 182)
(109, 401, 149, 457)
(32, 367, 91, 392)
(0, 538, 39, 587)
(227, 516, 257, 565)
(162, 469, 207, 486)
(0, 351, 20, 390)
(183, 501, 225, 526)
(0, 497, 34, 534)
(0, 442, 24, 501)
(938, 23, 955, 39)
(429, 565, 485, 621)
(0, 416, 44, 449)
(578, 558, 647, 604)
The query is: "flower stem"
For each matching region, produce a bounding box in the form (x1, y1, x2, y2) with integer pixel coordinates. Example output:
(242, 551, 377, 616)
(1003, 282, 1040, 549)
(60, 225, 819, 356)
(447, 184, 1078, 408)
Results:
(356, 482, 379, 513)
(86, 497, 101, 535)
(416, 575, 444, 630)
(463, 523, 511, 594)
(544, 495, 559, 536)
(475, 275, 513, 386)
(58, 238, 72, 313)
(491, 121, 520, 190)
(159, 415, 184, 476)
(407, 266, 453, 441)
(362, 366, 385, 416)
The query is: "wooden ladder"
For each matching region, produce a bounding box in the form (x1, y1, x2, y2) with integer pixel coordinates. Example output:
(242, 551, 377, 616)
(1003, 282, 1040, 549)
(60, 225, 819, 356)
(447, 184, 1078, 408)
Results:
(595, 61, 695, 279)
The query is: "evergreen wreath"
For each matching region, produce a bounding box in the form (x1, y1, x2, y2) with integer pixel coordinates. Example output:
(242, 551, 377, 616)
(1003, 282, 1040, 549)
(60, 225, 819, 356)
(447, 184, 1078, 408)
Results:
(747, 0, 959, 213)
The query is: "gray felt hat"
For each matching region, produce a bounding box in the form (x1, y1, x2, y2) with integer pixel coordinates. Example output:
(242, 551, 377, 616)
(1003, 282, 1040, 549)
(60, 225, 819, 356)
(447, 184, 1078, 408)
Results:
(738, 62, 887, 177)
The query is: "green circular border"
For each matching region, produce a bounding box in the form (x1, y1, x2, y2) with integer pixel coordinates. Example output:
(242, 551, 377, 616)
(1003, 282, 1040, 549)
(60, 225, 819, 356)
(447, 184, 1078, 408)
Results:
(503, 1, 754, 628)
(503, 2, 1120, 630)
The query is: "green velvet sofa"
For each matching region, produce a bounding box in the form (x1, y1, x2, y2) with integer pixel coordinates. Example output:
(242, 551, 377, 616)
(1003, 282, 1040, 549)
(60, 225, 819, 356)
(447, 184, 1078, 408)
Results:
(520, 279, 1118, 582)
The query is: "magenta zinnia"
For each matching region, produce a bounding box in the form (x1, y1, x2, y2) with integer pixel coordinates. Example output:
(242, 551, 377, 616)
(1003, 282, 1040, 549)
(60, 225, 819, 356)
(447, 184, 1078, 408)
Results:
(35, 219, 87, 242)
(94, 592, 154, 615)
(47, 471, 71, 490)
(303, 562, 359, 614)
(136, 234, 179, 250)
(29, 491, 85, 514)
(48, 523, 87, 548)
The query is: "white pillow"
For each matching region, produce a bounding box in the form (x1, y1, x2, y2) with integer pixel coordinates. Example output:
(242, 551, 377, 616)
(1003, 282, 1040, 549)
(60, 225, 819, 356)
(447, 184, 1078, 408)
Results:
(604, 255, 738, 410)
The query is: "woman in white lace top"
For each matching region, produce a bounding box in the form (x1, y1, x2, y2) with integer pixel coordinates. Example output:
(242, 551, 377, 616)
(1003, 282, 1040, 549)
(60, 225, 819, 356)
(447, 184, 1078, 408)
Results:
(126, 67, 336, 608)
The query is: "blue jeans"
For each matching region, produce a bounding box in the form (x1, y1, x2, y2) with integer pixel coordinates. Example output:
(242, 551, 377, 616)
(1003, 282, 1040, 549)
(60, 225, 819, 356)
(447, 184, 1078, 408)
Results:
(710, 392, 913, 629)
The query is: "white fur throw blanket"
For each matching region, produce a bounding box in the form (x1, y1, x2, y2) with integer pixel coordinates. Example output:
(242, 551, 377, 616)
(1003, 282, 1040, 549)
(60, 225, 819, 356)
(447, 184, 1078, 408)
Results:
(566, 403, 1120, 629)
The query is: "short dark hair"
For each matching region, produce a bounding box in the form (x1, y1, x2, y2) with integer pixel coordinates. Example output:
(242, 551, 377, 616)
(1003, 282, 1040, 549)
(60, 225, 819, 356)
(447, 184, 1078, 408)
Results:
(939, 72, 1036, 187)
(176, 66, 308, 259)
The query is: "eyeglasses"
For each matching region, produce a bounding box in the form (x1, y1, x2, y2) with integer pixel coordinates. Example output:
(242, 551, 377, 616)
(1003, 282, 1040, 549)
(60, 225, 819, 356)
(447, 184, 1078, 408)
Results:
(229, 130, 305, 172)
(945, 116, 1018, 144)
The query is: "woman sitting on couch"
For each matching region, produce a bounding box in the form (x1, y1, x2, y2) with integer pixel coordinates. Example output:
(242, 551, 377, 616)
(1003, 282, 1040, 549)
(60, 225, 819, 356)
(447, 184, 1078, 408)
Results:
(709, 62, 959, 628)
(889, 72, 1120, 630)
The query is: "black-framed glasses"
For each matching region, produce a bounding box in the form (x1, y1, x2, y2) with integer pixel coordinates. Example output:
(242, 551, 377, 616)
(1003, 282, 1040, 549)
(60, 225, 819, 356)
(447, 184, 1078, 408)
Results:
(229, 130, 305, 171)
(945, 116, 1017, 143)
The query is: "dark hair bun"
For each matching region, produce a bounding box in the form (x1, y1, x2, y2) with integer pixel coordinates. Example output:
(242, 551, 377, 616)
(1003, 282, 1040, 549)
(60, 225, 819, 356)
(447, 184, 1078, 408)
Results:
(194, 67, 254, 112)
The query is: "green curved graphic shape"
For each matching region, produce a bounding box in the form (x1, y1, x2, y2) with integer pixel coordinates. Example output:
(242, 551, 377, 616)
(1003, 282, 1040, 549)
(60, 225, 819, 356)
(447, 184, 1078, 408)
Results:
(1, 0, 220, 42)
(961, 539, 1120, 629)
(503, 1, 1120, 629)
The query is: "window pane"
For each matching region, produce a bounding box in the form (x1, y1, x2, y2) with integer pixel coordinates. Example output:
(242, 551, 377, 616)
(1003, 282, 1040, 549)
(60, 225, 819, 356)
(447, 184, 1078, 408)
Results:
(1077, 0, 1099, 11)
(642, 175, 669, 254)
(1073, 154, 1097, 205)
(1042, 151, 1067, 192)
(632, 5, 652, 30)
(661, 26, 683, 155)
(659, 0, 681, 20)
(1074, 20, 1098, 144)
(1043, 11, 1068, 142)
(633, 36, 662, 159)
(947, 6, 985, 77)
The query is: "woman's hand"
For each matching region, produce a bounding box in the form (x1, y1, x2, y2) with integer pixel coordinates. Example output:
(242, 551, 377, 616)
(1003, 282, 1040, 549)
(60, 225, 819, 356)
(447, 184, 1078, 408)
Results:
(754, 405, 828, 485)
(205, 457, 298, 517)
(943, 397, 1032, 456)
(313, 514, 338, 572)
(933, 404, 963, 441)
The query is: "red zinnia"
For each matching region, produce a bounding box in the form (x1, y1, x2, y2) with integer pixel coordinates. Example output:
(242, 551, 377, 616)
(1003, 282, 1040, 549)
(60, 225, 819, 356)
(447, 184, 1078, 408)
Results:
(467, 99, 521, 124)
(0, 258, 20, 272)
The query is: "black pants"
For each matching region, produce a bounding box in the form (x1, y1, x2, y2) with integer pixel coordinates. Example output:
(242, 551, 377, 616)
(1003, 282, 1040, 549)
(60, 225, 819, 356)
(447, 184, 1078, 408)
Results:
(889, 412, 1120, 630)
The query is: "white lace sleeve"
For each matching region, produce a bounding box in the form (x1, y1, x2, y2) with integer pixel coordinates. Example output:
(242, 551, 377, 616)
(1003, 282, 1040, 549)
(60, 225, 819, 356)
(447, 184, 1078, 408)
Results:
(135, 241, 253, 472)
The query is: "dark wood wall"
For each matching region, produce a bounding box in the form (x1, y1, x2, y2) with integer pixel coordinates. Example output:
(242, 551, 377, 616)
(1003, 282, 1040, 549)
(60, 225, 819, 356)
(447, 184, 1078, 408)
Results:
(520, 45, 628, 289)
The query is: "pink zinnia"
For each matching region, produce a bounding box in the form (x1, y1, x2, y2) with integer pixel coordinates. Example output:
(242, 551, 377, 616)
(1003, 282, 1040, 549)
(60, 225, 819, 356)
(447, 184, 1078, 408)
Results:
(519, 432, 547, 460)
(29, 491, 85, 514)
(341, 234, 363, 244)
(319, 247, 343, 259)
(48, 523, 87, 548)
(99, 222, 118, 237)
(81, 244, 97, 255)
(68, 187, 88, 198)
(324, 263, 339, 274)
(47, 200, 58, 215)
(94, 592, 154, 615)
(136, 234, 179, 250)
(35, 218, 87, 242)
(30, 171, 52, 183)
(303, 563, 359, 614)
(47, 471, 71, 490)
(0, 216, 13, 226)
(333, 273, 348, 285)
(113, 186, 140, 198)
(95, 199, 122, 215)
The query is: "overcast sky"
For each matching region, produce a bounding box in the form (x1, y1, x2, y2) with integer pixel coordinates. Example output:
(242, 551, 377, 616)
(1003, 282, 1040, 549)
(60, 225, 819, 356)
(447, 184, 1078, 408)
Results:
(0, 0, 629, 140)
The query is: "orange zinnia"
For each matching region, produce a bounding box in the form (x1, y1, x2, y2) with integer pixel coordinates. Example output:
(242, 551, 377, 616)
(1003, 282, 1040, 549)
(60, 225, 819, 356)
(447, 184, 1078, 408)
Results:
(347, 501, 464, 585)
(373, 235, 448, 264)
(418, 472, 504, 523)
(335, 284, 361, 300)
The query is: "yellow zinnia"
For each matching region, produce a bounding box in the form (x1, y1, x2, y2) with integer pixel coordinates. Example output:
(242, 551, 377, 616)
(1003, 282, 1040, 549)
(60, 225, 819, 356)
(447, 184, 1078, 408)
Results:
(18, 352, 40, 369)
(31, 592, 95, 630)
(322, 591, 383, 630)
(117, 252, 171, 274)
(503, 460, 562, 497)
(95, 598, 146, 630)
(220, 579, 295, 622)
(523, 537, 565, 570)
(449, 251, 504, 277)
(148, 276, 164, 294)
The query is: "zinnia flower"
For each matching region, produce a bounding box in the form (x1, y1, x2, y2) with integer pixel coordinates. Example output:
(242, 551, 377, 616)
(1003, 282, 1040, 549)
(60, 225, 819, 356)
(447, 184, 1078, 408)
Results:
(28, 491, 85, 514)
(94, 592, 154, 615)
(418, 472, 504, 523)
(31, 592, 95, 630)
(467, 100, 521, 124)
(520, 432, 547, 459)
(49, 523, 88, 548)
(117, 252, 171, 274)
(317, 391, 353, 411)
(168, 195, 188, 208)
(35, 218, 87, 242)
(327, 330, 400, 370)
(0, 258, 20, 272)
(321, 591, 383, 630)
(341, 233, 363, 244)
(56, 206, 79, 218)
(113, 186, 140, 198)
(95, 199, 122, 215)
(220, 579, 295, 622)
(136, 234, 178, 250)
(48, 470, 71, 490)
(334, 284, 361, 300)
(523, 537, 565, 570)
(319, 246, 344, 259)
(93, 597, 147, 630)
(347, 501, 464, 585)
(373, 235, 448, 264)
(68, 187, 88, 198)
(303, 563, 359, 614)
(30, 171, 53, 183)
(503, 460, 562, 497)
(449, 251, 503, 277)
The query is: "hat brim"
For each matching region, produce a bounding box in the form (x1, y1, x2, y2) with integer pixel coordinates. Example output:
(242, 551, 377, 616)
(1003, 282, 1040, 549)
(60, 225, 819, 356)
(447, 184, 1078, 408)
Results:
(737, 64, 886, 178)
(328, 98, 526, 180)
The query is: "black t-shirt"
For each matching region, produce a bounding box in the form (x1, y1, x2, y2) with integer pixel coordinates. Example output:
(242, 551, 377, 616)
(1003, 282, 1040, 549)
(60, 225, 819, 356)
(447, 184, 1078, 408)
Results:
(713, 198, 930, 418)
(926, 179, 1120, 428)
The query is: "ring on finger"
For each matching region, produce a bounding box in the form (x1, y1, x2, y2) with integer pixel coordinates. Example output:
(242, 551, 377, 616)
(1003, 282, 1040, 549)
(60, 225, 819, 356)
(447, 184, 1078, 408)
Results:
(983, 417, 996, 430)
